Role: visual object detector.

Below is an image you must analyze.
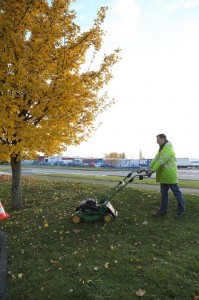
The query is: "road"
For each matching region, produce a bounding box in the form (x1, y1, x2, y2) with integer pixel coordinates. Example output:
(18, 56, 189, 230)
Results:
(20, 167, 199, 181)
(1, 166, 199, 195)
(1, 166, 199, 180)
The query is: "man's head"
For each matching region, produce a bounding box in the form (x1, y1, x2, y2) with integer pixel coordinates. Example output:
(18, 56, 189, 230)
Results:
(156, 133, 167, 147)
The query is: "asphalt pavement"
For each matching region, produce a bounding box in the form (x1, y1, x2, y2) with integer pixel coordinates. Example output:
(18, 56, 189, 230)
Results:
(1, 166, 199, 180)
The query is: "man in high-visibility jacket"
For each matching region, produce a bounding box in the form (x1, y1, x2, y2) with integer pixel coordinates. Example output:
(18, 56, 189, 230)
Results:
(147, 133, 185, 219)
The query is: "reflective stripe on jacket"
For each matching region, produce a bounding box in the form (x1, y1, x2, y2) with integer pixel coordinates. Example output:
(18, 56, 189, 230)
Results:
(149, 141, 178, 184)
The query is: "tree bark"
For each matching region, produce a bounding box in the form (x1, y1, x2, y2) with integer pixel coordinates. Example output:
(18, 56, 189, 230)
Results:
(11, 156, 23, 210)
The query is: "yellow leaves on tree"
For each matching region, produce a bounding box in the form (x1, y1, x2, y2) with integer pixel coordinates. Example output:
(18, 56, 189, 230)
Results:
(104, 152, 126, 165)
(105, 152, 126, 159)
(0, 0, 120, 161)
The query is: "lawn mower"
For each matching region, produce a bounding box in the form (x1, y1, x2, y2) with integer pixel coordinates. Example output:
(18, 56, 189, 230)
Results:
(71, 169, 148, 224)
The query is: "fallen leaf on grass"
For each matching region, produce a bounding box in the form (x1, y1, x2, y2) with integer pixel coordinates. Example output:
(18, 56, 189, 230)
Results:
(73, 229, 81, 234)
(0, 175, 12, 182)
(152, 256, 158, 261)
(136, 289, 146, 297)
(104, 262, 109, 269)
(94, 266, 99, 271)
(142, 221, 148, 225)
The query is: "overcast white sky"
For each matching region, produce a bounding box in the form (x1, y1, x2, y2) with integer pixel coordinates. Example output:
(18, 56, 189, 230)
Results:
(66, 0, 199, 159)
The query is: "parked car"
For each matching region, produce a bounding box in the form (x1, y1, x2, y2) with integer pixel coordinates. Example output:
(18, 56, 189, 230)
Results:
(53, 161, 66, 166)
(39, 162, 50, 166)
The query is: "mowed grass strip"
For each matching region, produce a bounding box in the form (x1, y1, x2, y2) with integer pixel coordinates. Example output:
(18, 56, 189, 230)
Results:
(0, 176, 198, 300)
(37, 172, 199, 189)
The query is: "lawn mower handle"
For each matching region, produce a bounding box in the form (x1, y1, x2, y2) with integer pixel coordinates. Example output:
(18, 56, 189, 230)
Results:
(128, 169, 149, 182)
(137, 167, 149, 174)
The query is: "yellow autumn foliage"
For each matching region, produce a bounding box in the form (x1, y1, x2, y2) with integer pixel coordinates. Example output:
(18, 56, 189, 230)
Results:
(0, 0, 120, 161)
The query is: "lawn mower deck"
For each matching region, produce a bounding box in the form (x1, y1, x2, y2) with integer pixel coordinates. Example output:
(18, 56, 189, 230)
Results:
(72, 198, 118, 224)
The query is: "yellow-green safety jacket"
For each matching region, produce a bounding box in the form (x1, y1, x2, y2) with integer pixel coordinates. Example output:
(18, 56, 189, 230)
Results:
(149, 141, 178, 184)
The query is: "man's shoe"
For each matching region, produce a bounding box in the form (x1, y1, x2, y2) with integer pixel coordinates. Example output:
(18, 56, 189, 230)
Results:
(152, 211, 167, 217)
(175, 211, 185, 220)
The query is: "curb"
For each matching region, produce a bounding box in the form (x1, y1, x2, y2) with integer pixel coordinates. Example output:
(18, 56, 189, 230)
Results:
(0, 231, 8, 300)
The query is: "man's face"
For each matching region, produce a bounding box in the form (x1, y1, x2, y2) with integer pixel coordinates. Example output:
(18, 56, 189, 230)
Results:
(156, 136, 165, 146)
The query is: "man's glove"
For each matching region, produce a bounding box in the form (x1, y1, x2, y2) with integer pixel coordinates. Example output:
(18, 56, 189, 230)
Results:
(147, 169, 153, 178)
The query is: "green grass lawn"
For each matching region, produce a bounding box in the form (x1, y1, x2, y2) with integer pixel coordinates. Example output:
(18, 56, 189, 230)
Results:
(39, 172, 199, 189)
(0, 176, 199, 300)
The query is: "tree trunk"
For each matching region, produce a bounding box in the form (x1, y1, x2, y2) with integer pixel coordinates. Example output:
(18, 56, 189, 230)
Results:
(11, 156, 23, 210)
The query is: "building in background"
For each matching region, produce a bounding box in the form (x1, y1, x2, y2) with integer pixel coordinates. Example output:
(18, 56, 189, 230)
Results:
(22, 156, 199, 168)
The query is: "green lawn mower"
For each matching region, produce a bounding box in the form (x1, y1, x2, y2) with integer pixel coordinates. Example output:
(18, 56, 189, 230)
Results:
(71, 169, 148, 224)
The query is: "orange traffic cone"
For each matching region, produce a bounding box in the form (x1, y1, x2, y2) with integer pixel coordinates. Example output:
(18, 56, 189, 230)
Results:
(0, 202, 11, 221)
